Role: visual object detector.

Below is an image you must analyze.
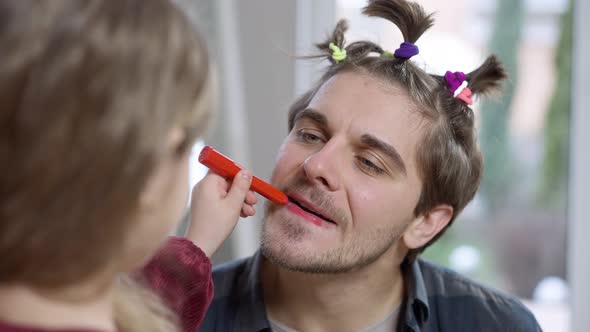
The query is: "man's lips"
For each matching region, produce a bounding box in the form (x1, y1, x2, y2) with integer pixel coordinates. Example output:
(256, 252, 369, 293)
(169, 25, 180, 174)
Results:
(286, 194, 337, 225)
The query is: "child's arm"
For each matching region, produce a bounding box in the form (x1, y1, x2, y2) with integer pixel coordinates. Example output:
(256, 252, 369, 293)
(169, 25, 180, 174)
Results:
(139, 237, 213, 332)
(138, 170, 256, 331)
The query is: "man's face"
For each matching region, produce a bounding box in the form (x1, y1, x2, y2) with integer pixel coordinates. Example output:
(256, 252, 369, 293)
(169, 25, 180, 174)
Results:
(262, 71, 426, 273)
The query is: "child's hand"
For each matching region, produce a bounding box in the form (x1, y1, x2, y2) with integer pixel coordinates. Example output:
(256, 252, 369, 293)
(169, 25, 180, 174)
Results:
(186, 170, 258, 257)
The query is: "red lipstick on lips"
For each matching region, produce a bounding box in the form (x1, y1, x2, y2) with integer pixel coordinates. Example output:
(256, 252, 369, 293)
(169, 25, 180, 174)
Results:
(198, 146, 289, 205)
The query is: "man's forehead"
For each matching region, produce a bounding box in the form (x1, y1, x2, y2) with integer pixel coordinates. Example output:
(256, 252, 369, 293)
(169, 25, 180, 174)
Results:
(301, 75, 426, 169)
(309, 72, 420, 122)
(317, 71, 412, 102)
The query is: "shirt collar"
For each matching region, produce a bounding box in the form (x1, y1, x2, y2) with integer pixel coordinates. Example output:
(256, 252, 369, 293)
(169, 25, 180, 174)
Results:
(403, 259, 430, 331)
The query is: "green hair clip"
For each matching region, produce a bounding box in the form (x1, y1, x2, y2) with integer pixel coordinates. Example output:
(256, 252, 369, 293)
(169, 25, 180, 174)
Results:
(329, 42, 347, 63)
(381, 50, 394, 58)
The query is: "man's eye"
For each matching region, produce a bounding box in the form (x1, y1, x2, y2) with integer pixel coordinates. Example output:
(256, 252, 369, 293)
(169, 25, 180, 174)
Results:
(356, 156, 385, 175)
(297, 129, 323, 143)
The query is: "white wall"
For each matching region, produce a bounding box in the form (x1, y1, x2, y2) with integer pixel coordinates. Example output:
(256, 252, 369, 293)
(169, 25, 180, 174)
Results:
(568, 0, 590, 330)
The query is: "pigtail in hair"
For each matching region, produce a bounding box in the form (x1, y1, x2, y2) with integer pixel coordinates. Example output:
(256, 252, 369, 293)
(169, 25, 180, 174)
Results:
(363, 0, 433, 60)
(436, 55, 507, 107)
(316, 19, 349, 64)
(316, 19, 387, 63)
(466, 55, 507, 96)
(363, 0, 434, 43)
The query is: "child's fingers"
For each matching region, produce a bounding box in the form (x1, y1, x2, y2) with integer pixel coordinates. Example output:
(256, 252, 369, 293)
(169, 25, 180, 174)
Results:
(225, 170, 252, 206)
(198, 170, 230, 193)
(241, 204, 256, 217)
(245, 191, 258, 205)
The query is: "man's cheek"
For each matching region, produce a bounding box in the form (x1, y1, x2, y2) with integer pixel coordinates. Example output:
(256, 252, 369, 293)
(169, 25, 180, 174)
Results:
(271, 152, 297, 183)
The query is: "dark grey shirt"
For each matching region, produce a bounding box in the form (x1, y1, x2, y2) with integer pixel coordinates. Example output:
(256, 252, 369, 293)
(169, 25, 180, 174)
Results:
(200, 252, 542, 332)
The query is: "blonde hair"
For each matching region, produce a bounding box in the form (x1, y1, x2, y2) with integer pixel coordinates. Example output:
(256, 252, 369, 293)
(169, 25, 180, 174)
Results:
(114, 276, 180, 331)
(0, 0, 211, 330)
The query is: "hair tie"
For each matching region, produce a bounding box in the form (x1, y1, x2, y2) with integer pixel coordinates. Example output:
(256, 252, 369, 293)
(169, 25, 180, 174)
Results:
(394, 42, 419, 59)
(381, 50, 394, 58)
(444, 71, 473, 105)
(329, 42, 347, 63)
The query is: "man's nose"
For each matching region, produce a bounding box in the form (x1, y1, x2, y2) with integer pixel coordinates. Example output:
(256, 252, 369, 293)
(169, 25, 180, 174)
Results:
(302, 143, 342, 192)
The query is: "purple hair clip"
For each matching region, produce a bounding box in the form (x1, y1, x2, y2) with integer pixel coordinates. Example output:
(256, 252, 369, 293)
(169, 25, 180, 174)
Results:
(444, 71, 473, 105)
(394, 42, 419, 59)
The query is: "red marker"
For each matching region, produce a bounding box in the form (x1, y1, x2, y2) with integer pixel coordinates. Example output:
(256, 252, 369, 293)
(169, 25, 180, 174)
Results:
(198, 146, 289, 205)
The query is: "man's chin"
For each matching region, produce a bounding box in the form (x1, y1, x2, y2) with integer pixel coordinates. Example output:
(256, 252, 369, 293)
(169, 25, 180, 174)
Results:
(260, 240, 356, 275)
(261, 245, 328, 274)
(260, 232, 401, 275)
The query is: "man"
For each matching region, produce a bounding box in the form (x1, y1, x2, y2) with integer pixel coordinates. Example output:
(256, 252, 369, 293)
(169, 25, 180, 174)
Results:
(201, 0, 542, 331)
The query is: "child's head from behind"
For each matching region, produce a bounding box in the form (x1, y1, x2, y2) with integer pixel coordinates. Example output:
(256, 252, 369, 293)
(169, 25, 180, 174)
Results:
(0, 0, 211, 289)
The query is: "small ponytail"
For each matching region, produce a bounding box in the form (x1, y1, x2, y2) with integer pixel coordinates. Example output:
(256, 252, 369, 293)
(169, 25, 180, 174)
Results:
(316, 19, 349, 64)
(362, 0, 434, 44)
(466, 55, 507, 96)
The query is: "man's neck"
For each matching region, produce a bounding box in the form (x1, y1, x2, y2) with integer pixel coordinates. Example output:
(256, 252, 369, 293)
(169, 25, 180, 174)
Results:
(0, 281, 116, 331)
(263, 249, 406, 332)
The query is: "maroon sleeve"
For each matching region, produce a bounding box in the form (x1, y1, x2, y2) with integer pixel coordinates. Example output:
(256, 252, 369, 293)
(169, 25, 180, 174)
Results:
(138, 237, 214, 332)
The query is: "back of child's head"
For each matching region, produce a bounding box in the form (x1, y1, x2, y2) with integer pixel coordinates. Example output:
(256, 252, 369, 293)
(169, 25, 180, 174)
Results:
(0, 0, 211, 330)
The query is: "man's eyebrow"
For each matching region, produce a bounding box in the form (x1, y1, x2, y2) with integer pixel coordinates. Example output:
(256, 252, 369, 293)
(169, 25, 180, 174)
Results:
(361, 134, 407, 176)
(293, 108, 328, 128)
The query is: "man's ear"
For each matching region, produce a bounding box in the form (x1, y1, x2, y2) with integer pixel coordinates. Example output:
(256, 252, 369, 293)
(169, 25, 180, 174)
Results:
(402, 204, 453, 249)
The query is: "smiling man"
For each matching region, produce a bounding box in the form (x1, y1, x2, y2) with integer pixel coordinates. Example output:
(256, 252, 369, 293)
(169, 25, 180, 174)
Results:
(200, 1, 542, 331)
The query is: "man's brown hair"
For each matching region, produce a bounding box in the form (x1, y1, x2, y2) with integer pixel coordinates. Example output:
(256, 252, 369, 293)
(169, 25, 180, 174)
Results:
(288, 0, 507, 263)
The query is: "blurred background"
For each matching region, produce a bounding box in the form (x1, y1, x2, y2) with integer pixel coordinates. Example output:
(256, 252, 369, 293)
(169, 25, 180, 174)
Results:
(175, 0, 589, 331)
